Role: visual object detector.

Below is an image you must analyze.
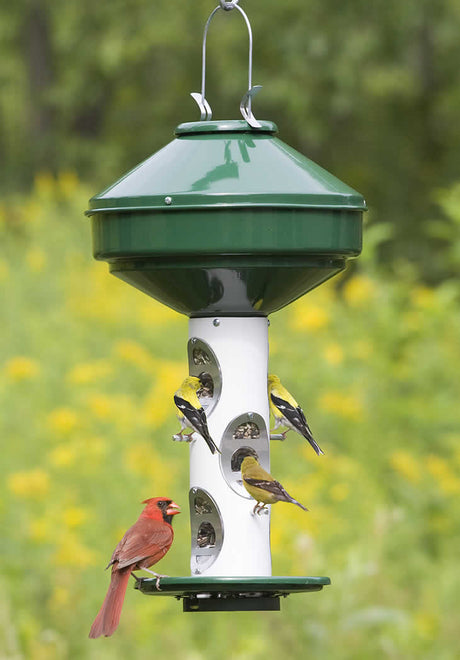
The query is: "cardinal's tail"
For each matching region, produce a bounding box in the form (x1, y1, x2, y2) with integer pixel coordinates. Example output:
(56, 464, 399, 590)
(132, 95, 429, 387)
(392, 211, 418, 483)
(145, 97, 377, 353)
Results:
(89, 567, 131, 638)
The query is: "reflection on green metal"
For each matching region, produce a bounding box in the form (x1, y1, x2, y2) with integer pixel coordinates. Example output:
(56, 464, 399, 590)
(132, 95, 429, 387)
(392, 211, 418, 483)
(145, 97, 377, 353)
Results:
(87, 120, 365, 316)
(87, 121, 365, 213)
(135, 575, 331, 612)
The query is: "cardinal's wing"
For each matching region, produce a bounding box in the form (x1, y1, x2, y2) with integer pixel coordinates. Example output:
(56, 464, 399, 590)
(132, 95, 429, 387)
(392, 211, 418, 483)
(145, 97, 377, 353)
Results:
(111, 518, 173, 569)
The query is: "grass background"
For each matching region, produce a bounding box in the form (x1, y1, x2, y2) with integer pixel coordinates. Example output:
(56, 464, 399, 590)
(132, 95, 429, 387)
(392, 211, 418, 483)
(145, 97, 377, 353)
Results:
(1, 174, 460, 659)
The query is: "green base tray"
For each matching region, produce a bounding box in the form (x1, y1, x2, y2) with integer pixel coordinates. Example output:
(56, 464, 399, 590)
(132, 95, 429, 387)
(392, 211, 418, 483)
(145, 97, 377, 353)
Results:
(135, 576, 331, 612)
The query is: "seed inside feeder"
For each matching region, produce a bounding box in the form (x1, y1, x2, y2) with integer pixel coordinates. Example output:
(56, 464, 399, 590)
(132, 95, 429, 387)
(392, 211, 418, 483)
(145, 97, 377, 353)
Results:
(194, 495, 213, 515)
(233, 422, 260, 440)
(197, 522, 216, 548)
(193, 348, 211, 366)
(197, 372, 214, 398)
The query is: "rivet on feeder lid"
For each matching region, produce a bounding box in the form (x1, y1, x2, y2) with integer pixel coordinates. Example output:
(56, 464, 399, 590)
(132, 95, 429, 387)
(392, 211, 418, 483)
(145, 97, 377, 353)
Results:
(213, 319, 220, 327)
(164, 196, 172, 205)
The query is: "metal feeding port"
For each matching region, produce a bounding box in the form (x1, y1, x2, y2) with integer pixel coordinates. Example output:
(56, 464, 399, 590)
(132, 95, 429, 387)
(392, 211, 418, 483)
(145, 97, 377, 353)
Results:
(233, 422, 260, 440)
(230, 446, 258, 472)
(135, 576, 331, 612)
(197, 522, 216, 548)
(189, 488, 223, 575)
(187, 338, 222, 416)
(220, 412, 269, 498)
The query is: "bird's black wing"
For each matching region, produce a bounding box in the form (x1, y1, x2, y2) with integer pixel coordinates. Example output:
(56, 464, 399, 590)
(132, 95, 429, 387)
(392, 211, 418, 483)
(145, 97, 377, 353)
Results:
(243, 478, 283, 496)
(244, 478, 308, 511)
(270, 393, 300, 422)
(174, 395, 220, 454)
(270, 393, 323, 456)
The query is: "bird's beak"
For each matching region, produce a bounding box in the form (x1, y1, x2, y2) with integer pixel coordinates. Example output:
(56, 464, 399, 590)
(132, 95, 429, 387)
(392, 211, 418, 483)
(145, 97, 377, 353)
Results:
(166, 501, 181, 516)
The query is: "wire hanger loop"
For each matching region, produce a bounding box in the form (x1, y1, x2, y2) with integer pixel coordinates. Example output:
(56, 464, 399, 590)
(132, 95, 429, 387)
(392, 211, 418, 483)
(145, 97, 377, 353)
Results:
(191, 1, 262, 128)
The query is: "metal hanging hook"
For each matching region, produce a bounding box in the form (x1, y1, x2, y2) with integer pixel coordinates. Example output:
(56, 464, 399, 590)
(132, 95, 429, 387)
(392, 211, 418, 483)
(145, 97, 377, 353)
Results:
(190, 0, 262, 128)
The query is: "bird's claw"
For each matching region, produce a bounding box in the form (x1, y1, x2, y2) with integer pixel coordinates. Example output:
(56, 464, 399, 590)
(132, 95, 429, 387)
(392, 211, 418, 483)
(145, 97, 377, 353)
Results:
(141, 568, 168, 591)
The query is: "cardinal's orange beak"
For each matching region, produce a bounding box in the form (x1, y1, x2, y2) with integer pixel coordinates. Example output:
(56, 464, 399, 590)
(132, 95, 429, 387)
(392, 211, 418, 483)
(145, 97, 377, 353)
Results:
(166, 501, 181, 516)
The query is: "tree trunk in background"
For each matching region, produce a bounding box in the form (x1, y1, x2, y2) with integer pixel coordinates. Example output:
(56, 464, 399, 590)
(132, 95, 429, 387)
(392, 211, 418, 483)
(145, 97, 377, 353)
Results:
(24, 0, 55, 172)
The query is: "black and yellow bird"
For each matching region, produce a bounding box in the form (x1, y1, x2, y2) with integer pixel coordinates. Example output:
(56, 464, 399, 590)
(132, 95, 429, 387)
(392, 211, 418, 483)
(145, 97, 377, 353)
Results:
(268, 373, 324, 456)
(241, 456, 308, 515)
(174, 376, 220, 454)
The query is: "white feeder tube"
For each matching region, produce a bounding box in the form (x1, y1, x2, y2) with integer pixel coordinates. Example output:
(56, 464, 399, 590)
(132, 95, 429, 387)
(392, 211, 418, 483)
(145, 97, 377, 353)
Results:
(189, 316, 271, 577)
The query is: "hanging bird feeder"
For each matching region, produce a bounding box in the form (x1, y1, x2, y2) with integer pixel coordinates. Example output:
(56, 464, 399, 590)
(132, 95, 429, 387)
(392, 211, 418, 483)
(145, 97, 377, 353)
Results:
(86, 0, 365, 612)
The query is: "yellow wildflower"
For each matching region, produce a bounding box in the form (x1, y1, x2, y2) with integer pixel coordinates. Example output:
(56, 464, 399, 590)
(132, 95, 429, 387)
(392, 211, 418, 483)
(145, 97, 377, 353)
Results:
(34, 171, 56, 197)
(290, 304, 330, 332)
(26, 248, 46, 273)
(343, 275, 375, 306)
(318, 390, 363, 421)
(78, 436, 108, 463)
(21, 198, 43, 224)
(47, 408, 78, 435)
(62, 507, 88, 529)
(87, 394, 112, 419)
(323, 342, 344, 365)
(390, 450, 421, 484)
(125, 442, 175, 490)
(53, 533, 96, 568)
(142, 361, 184, 428)
(66, 262, 130, 323)
(66, 360, 113, 385)
(330, 482, 350, 502)
(57, 170, 79, 197)
(49, 586, 70, 609)
(114, 339, 157, 372)
(29, 517, 50, 543)
(8, 469, 50, 499)
(48, 445, 76, 468)
(4, 356, 40, 381)
(136, 299, 180, 327)
(426, 455, 460, 495)
(411, 286, 436, 309)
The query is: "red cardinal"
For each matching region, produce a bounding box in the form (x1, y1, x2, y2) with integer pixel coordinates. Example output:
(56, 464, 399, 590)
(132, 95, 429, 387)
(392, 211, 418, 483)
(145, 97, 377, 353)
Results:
(89, 497, 180, 638)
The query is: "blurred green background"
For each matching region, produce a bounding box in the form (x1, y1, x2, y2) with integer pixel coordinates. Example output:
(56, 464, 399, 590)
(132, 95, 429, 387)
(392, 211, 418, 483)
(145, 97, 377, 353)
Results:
(1, 1, 460, 658)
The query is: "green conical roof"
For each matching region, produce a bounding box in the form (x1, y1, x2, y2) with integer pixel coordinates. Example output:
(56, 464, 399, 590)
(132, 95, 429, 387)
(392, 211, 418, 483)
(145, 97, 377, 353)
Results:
(87, 120, 366, 215)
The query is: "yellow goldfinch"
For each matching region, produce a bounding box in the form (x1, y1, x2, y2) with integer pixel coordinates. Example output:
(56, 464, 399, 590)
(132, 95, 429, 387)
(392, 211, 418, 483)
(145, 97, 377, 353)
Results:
(174, 376, 220, 454)
(268, 374, 324, 456)
(241, 456, 308, 514)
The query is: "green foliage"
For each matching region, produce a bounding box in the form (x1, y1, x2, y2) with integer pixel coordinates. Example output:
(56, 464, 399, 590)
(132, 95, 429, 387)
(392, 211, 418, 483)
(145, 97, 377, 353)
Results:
(1, 179, 460, 658)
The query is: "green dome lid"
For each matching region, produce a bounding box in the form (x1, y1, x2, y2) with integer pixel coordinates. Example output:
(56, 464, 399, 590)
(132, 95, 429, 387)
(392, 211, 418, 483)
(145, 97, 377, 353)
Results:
(87, 120, 366, 215)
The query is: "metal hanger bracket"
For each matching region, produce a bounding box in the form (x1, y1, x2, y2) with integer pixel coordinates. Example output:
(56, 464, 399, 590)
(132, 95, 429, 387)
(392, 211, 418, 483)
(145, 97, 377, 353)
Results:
(191, 0, 262, 128)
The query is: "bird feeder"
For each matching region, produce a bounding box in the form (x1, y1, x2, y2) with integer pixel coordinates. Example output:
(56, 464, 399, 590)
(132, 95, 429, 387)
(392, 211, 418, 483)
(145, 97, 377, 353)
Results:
(86, 0, 365, 612)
